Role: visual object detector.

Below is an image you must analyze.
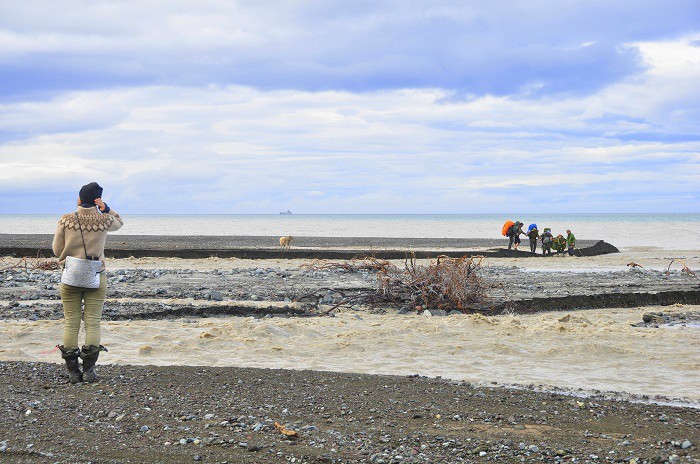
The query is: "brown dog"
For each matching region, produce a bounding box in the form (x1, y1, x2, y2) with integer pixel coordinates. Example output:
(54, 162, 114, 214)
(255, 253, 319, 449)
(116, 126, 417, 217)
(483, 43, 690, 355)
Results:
(279, 236, 292, 250)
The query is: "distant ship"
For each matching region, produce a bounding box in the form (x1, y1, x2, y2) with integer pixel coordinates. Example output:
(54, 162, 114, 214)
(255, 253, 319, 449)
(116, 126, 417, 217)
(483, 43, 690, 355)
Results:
(279, 210, 292, 215)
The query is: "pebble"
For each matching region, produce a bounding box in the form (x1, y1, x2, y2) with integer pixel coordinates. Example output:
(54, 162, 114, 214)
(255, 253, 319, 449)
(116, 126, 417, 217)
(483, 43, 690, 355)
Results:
(0, 441, 7, 452)
(140, 425, 149, 432)
(528, 445, 539, 452)
(681, 440, 692, 449)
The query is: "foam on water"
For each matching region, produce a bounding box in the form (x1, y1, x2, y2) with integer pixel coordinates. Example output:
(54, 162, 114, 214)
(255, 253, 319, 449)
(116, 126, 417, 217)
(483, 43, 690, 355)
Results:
(2, 306, 698, 402)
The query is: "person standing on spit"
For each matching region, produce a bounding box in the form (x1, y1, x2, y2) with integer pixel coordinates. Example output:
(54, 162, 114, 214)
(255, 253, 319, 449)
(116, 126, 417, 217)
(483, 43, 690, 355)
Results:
(540, 228, 554, 256)
(52, 182, 124, 383)
(566, 229, 576, 256)
(527, 225, 539, 253)
(507, 221, 524, 250)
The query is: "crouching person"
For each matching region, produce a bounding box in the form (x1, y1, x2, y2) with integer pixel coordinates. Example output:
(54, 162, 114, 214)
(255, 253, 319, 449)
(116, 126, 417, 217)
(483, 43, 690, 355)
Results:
(52, 182, 124, 383)
(552, 234, 567, 255)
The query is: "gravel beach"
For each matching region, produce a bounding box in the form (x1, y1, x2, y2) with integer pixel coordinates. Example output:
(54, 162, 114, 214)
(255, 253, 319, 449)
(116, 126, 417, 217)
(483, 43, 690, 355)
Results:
(1, 362, 698, 464)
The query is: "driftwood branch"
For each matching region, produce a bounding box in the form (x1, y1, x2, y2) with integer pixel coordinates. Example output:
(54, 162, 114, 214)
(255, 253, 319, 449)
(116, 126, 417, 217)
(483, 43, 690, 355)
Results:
(301, 254, 491, 314)
(667, 258, 697, 279)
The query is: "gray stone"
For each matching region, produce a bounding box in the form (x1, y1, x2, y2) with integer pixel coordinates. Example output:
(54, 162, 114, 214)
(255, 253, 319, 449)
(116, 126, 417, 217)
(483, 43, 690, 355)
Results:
(322, 290, 334, 304)
(209, 291, 223, 301)
(681, 440, 692, 449)
(642, 312, 665, 323)
(423, 309, 447, 316)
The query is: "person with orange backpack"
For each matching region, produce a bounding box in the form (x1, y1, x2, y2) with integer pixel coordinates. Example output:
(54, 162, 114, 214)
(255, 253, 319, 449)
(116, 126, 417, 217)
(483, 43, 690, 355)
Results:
(505, 221, 524, 250)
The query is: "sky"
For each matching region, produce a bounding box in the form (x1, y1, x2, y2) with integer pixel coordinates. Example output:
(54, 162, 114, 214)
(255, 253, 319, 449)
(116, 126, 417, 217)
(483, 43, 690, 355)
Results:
(0, 1, 699, 214)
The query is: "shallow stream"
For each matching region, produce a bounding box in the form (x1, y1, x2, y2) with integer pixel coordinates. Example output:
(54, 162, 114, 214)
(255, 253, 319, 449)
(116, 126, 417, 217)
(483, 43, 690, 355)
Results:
(2, 306, 698, 403)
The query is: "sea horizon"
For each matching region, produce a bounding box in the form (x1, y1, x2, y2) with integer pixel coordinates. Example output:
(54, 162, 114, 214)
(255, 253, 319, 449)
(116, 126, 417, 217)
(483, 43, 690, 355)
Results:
(2, 212, 699, 249)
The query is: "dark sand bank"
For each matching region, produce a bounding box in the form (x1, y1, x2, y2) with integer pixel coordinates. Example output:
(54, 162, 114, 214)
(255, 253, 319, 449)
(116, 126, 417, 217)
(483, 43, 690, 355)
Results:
(0, 362, 697, 464)
(0, 234, 618, 259)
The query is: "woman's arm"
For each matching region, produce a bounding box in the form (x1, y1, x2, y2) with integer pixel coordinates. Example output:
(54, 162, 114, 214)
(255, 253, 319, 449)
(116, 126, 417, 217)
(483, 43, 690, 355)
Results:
(52, 223, 65, 257)
(106, 210, 124, 232)
(95, 198, 124, 231)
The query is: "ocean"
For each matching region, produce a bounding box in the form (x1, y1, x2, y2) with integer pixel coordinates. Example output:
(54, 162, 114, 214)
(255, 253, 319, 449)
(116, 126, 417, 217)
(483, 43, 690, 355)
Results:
(1, 213, 699, 249)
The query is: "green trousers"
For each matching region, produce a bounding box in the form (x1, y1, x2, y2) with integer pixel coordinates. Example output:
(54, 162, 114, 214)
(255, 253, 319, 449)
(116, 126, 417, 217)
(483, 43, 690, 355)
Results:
(60, 273, 107, 349)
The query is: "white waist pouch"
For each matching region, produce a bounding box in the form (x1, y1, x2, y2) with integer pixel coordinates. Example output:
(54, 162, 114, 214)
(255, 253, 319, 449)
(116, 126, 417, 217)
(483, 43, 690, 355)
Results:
(61, 256, 102, 288)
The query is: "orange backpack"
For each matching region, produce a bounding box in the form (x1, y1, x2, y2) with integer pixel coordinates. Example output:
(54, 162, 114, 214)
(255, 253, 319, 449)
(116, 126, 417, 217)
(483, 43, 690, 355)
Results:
(501, 220, 515, 236)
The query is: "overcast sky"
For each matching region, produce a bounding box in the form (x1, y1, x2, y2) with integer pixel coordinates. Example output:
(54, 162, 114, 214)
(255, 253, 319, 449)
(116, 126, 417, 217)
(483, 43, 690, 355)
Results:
(1, 1, 699, 214)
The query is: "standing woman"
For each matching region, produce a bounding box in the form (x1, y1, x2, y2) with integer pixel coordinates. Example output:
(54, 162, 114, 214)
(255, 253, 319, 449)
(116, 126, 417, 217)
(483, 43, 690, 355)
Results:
(52, 182, 123, 383)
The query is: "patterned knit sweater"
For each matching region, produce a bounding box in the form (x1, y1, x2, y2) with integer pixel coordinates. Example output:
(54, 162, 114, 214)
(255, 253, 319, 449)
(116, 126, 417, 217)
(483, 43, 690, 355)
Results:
(52, 206, 124, 270)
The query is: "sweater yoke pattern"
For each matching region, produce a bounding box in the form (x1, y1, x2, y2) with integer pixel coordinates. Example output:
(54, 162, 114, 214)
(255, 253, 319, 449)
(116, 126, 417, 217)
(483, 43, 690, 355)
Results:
(59, 212, 114, 232)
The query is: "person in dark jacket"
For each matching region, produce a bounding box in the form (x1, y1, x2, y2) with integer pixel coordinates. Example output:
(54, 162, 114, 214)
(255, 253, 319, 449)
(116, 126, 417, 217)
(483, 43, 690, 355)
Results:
(540, 228, 554, 256)
(507, 221, 524, 250)
(527, 226, 539, 253)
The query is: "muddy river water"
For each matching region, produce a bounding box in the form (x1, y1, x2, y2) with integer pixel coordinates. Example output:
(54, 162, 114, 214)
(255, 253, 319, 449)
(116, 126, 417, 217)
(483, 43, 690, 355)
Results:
(2, 305, 698, 403)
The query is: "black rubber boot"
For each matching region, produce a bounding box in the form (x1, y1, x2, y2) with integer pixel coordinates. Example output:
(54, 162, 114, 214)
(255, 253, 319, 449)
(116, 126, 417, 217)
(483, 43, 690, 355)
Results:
(58, 345, 82, 384)
(80, 345, 108, 383)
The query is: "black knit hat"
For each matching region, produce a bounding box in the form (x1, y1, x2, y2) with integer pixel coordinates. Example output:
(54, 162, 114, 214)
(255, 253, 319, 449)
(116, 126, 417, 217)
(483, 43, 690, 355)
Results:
(79, 182, 103, 207)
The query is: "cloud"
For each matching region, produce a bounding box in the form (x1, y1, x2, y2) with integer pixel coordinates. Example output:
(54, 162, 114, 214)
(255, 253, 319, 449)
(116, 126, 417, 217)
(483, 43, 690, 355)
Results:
(1, 1, 698, 98)
(1, 33, 699, 213)
(0, 3, 698, 213)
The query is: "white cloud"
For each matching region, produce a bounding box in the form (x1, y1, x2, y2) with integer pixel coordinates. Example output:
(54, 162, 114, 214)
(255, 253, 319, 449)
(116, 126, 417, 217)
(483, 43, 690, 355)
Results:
(0, 33, 698, 213)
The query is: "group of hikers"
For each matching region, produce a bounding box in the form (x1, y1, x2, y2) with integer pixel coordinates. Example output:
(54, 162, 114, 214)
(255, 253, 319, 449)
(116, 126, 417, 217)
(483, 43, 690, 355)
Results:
(502, 220, 576, 256)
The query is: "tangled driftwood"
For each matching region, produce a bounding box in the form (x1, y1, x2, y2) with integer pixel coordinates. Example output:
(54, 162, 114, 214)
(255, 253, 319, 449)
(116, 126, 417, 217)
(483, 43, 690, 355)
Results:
(300, 254, 490, 314)
(0, 256, 60, 272)
(379, 254, 487, 312)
